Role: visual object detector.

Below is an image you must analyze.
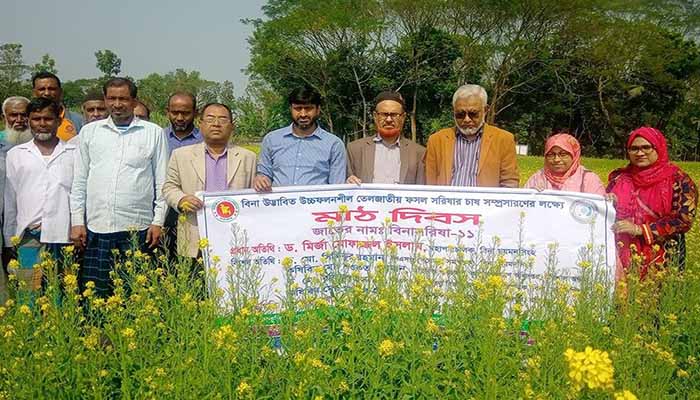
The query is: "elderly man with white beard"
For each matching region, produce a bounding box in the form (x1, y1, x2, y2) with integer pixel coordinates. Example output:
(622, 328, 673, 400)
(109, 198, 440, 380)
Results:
(3, 98, 77, 291)
(0, 96, 33, 146)
(425, 84, 519, 188)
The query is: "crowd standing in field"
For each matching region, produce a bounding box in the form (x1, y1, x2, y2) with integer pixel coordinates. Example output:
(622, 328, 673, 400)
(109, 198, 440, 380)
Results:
(0, 73, 696, 299)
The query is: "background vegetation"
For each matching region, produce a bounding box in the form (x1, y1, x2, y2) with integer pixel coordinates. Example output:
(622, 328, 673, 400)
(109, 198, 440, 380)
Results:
(3, 0, 700, 156)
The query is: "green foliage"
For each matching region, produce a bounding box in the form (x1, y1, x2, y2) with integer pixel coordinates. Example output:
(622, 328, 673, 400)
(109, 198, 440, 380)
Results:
(233, 79, 287, 141)
(94, 49, 122, 77)
(247, 0, 700, 157)
(30, 54, 57, 76)
(137, 69, 236, 116)
(0, 43, 30, 103)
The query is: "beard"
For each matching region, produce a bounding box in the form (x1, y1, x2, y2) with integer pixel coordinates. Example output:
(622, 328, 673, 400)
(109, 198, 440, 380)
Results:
(293, 115, 318, 130)
(32, 131, 54, 142)
(456, 120, 485, 137)
(378, 127, 401, 140)
(172, 121, 194, 132)
(5, 127, 33, 145)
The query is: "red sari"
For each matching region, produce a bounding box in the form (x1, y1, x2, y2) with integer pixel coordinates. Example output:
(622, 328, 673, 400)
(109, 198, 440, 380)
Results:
(607, 127, 696, 278)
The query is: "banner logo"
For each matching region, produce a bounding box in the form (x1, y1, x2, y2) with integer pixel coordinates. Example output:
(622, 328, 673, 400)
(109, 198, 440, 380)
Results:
(213, 198, 240, 222)
(570, 199, 598, 224)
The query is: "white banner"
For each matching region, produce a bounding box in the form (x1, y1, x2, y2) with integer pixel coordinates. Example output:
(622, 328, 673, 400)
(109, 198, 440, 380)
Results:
(197, 184, 616, 306)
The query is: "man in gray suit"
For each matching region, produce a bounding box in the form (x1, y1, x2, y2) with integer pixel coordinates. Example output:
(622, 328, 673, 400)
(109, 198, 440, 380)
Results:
(346, 91, 425, 185)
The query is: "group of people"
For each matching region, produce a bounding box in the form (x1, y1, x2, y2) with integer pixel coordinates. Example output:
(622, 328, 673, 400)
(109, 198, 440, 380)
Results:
(0, 72, 695, 299)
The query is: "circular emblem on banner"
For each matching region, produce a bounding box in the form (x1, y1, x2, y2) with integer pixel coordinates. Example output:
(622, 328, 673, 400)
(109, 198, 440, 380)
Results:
(570, 199, 598, 224)
(212, 198, 240, 222)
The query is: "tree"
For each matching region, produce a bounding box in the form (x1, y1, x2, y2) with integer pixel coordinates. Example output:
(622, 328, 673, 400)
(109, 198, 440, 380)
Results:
(95, 49, 122, 77)
(31, 53, 57, 75)
(138, 69, 230, 113)
(234, 79, 286, 140)
(246, 0, 384, 140)
(0, 43, 30, 102)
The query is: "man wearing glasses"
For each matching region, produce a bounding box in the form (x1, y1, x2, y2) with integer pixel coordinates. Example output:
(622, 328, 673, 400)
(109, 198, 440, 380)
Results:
(346, 91, 425, 185)
(425, 84, 519, 188)
(163, 103, 256, 258)
(253, 86, 346, 191)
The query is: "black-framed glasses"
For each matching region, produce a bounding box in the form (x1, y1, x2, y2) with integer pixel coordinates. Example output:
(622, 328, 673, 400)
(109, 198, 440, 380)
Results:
(627, 145, 655, 154)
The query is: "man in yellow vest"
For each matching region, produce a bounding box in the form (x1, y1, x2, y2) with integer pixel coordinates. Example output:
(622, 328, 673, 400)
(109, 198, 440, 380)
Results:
(31, 72, 83, 141)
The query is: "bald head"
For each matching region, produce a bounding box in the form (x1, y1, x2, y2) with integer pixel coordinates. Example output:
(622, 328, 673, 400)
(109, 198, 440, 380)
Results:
(167, 91, 197, 134)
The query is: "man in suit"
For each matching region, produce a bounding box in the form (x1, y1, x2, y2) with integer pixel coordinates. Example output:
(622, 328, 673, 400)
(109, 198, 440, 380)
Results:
(163, 102, 256, 258)
(346, 91, 425, 185)
(425, 84, 519, 187)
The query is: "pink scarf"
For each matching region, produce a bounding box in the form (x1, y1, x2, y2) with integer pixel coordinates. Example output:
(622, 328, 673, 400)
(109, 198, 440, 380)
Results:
(608, 127, 680, 275)
(543, 134, 582, 189)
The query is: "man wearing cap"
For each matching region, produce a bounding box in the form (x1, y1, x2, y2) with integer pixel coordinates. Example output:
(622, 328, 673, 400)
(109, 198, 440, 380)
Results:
(346, 91, 425, 185)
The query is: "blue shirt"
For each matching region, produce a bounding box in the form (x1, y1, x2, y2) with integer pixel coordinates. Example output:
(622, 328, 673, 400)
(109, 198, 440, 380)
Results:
(257, 124, 347, 186)
(164, 125, 203, 155)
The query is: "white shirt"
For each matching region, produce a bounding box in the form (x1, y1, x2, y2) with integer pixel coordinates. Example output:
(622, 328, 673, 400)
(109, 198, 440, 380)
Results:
(3, 140, 77, 244)
(70, 117, 168, 234)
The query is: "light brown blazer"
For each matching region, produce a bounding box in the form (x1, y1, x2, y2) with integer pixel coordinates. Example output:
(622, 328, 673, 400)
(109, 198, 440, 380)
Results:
(163, 142, 256, 257)
(346, 136, 426, 184)
(424, 124, 519, 187)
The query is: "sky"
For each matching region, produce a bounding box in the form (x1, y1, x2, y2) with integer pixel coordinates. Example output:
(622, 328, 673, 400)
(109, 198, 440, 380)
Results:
(2, 0, 266, 94)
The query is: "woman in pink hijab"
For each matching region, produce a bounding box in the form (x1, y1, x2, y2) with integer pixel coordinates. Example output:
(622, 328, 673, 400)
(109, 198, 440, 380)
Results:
(525, 133, 605, 195)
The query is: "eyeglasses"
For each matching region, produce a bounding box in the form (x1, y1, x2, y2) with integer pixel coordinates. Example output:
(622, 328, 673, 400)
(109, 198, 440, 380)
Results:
(627, 145, 655, 154)
(454, 110, 481, 120)
(202, 116, 231, 124)
(545, 152, 572, 160)
(376, 112, 404, 120)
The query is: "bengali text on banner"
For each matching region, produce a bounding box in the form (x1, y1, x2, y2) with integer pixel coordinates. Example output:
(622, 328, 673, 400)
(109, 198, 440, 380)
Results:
(196, 184, 616, 306)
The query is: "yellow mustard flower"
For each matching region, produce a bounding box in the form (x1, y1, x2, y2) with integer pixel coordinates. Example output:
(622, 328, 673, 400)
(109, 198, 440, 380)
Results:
(426, 318, 440, 334)
(378, 339, 403, 358)
(63, 274, 78, 287)
(341, 320, 352, 335)
(236, 381, 252, 396)
(564, 346, 615, 391)
(614, 390, 638, 400)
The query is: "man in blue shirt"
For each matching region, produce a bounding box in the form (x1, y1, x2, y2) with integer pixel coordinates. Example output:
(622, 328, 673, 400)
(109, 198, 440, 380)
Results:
(254, 87, 346, 191)
(162, 91, 202, 258)
(165, 91, 202, 155)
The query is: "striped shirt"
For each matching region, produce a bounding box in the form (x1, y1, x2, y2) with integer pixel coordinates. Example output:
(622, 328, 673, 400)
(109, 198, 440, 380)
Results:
(451, 127, 483, 186)
(257, 124, 347, 186)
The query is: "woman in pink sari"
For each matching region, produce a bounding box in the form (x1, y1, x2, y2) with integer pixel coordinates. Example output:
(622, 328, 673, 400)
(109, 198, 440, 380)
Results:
(525, 133, 605, 195)
(608, 127, 697, 278)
